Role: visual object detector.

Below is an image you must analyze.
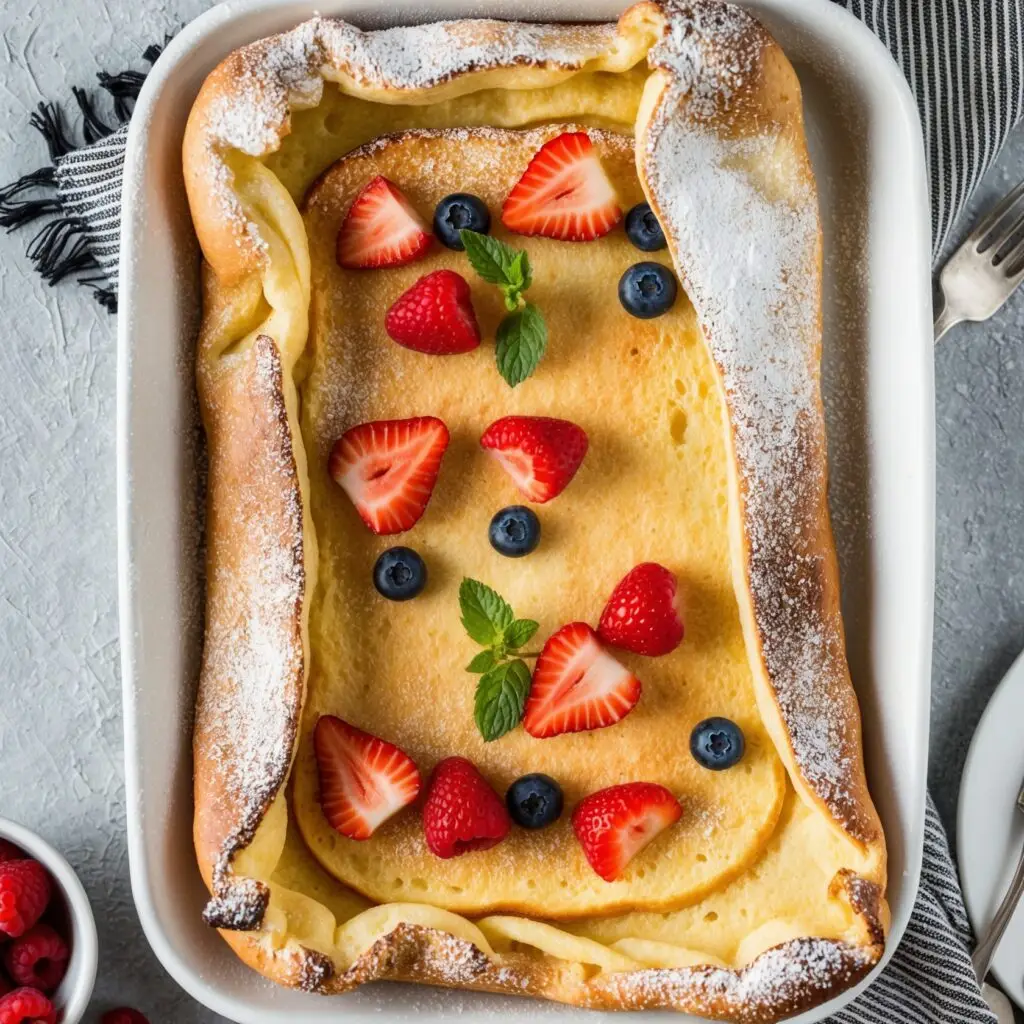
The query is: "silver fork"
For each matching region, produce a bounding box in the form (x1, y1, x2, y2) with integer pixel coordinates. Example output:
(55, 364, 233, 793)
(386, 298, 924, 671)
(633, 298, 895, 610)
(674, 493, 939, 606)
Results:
(934, 179, 1024, 342)
(971, 775, 1024, 987)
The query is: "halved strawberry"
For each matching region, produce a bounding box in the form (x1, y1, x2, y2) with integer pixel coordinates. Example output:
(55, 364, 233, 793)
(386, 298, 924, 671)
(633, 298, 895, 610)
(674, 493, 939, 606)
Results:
(523, 622, 641, 738)
(329, 416, 450, 534)
(314, 716, 421, 840)
(572, 782, 682, 881)
(598, 562, 684, 657)
(479, 415, 588, 504)
(501, 132, 621, 241)
(336, 176, 432, 269)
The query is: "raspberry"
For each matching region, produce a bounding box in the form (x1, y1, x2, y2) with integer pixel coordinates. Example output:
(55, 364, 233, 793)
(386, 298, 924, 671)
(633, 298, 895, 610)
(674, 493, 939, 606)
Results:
(0, 987, 56, 1024)
(101, 1010, 150, 1024)
(4, 925, 68, 992)
(0, 843, 22, 865)
(0, 977, 9, 998)
(0, 862, 50, 939)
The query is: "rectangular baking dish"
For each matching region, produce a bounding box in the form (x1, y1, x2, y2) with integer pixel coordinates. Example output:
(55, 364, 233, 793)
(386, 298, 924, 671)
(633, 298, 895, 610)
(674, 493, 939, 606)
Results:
(116, 1, 934, 1020)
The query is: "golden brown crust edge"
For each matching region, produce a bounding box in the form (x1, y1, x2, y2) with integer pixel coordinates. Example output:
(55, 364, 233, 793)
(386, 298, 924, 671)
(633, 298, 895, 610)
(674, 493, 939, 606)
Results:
(185, 2, 889, 1019)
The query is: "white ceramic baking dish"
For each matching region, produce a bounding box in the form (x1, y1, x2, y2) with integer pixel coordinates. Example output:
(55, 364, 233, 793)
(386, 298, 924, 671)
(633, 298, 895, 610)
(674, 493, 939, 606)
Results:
(116, 1, 934, 1020)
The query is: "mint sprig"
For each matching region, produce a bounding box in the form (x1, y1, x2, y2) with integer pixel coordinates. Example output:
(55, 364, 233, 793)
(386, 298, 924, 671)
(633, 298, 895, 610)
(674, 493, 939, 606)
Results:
(460, 229, 548, 387)
(459, 578, 540, 741)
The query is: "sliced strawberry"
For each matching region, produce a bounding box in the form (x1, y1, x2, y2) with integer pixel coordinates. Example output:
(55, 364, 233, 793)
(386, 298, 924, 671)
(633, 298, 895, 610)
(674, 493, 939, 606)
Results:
(422, 757, 510, 859)
(479, 415, 588, 504)
(523, 622, 641, 738)
(336, 176, 432, 269)
(598, 562, 685, 657)
(572, 782, 682, 881)
(314, 716, 421, 840)
(329, 416, 450, 534)
(385, 269, 481, 355)
(502, 132, 621, 241)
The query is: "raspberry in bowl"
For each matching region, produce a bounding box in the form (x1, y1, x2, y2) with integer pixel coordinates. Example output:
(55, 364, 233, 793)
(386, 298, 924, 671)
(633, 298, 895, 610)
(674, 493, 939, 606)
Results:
(0, 818, 97, 1024)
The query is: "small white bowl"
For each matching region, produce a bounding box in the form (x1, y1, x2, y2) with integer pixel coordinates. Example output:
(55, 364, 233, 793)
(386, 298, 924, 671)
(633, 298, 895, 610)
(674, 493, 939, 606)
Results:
(0, 818, 98, 1024)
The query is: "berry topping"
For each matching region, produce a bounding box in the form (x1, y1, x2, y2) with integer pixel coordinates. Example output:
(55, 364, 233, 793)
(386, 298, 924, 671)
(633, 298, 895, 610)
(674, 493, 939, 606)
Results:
(385, 269, 481, 355)
(373, 546, 427, 601)
(0, 988, 56, 1024)
(506, 773, 564, 830)
(336, 175, 432, 269)
(329, 416, 450, 535)
(624, 202, 667, 251)
(0, 842, 21, 865)
(0, 861, 50, 939)
(502, 132, 621, 241)
(101, 1011, 149, 1024)
(433, 193, 491, 250)
(314, 716, 422, 840)
(690, 717, 746, 771)
(598, 562, 684, 657)
(422, 757, 510, 858)
(480, 416, 588, 504)
(618, 262, 678, 319)
(572, 782, 682, 881)
(488, 505, 541, 558)
(3, 925, 68, 992)
(523, 622, 641, 738)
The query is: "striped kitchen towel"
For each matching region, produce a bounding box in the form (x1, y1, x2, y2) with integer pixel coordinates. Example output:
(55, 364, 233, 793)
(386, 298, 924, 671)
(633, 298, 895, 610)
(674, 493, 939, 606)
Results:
(0, 5, 1018, 1022)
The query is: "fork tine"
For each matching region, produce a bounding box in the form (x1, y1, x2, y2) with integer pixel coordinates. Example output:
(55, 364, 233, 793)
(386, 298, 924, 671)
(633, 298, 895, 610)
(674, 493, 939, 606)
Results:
(969, 179, 1024, 251)
(1001, 232, 1024, 279)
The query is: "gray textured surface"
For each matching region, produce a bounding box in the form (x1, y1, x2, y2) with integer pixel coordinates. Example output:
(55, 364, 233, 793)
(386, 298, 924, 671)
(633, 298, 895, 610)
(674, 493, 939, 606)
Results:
(0, 1, 1021, 1020)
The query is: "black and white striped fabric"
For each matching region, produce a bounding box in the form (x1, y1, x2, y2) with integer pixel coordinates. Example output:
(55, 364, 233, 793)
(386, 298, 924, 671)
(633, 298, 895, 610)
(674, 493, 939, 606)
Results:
(20, 4, 1024, 1023)
(832, 796, 998, 1024)
(843, 0, 1024, 258)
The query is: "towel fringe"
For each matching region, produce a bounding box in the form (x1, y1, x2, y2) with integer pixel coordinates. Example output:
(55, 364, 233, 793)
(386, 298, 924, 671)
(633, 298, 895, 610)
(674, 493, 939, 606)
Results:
(0, 37, 169, 313)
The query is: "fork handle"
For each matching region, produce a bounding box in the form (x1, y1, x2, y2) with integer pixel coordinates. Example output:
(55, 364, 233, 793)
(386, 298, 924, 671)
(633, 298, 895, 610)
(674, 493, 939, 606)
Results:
(972, 839, 1024, 983)
(934, 302, 963, 343)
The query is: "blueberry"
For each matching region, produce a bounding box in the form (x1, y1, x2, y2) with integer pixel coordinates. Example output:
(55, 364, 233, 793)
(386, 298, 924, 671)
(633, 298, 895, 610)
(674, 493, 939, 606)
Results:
(433, 193, 491, 250)
(690, 717, 745, 771)
(488, 505, 541, 558)
(619, 262, 677, 319)
(625, 202, 666, 251)
(373, 547, 427, 601)
(506, 773, 564, 829)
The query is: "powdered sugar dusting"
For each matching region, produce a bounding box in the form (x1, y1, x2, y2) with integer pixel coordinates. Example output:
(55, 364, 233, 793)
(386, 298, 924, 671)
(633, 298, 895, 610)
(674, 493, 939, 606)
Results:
(601, 937, 876, 1018)
(197, 337, 304, 847)
(644, 1, 871, 837)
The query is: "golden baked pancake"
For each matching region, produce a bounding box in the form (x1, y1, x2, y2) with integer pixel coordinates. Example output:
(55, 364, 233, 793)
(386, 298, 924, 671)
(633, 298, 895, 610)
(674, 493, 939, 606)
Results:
(292, 125, 787, 918)
(183, 3, 889, 1019)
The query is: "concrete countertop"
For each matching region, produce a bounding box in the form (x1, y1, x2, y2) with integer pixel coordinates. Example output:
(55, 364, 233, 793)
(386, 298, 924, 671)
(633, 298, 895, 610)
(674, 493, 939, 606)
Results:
(0, 1, 1021, 1019)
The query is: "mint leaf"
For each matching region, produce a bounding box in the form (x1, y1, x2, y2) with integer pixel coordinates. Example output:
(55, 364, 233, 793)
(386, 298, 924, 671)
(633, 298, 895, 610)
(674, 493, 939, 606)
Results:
(496, 302, 548, 387)
(466, 650, 498, 674)
(513, 249, 532, 293)
(474, 659, 531, 741)
(459, 578, 515, 646)
(460, 230, 524, 291)
(504, 619, 539, 650)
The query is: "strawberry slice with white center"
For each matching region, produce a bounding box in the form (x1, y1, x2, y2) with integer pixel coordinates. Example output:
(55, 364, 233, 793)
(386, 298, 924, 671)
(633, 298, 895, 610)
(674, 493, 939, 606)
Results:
(523, 622, 642, 738)
(501, 132, 621, 242)
(329, 416, 450, 535)
(572, 782, 682, 881)
(336, 175, 432, 269)
(479, 415, 588, 504)
(314, 716, 422, 840)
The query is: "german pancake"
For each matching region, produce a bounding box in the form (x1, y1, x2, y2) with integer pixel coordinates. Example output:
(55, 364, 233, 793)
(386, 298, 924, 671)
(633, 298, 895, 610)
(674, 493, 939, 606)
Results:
(184, 3, 889, 1019)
